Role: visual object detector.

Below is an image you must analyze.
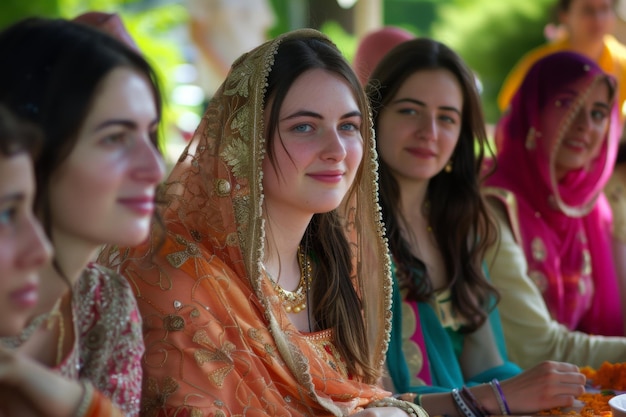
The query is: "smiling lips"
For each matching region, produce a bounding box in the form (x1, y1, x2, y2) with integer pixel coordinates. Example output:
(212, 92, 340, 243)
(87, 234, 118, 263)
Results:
(118, 196, 155, 215)
(10, 281, 38, 309)
(307, 170, 345, 183)
(406, 147, 436, 158)
(563, 138, 589, 153)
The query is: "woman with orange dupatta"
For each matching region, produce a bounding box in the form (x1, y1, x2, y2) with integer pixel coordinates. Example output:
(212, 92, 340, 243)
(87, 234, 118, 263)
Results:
(100, 29, 427, 417)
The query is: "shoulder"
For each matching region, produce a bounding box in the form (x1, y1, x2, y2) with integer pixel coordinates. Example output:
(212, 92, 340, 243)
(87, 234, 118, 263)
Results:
(75, 263, 139, 321)
(483, 187, 523, 245)
(80, 263, 135, 298)
(514, 42, 562, 70)
(604, 35, 626, 56)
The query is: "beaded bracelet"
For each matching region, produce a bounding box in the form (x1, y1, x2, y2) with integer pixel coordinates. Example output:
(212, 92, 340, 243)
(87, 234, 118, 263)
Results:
(460, 386, 488, 417)
(451, 388, 477, 417)
(367, 397, 429, 417)
(73, 380, 94, 417)
(489, 379, 510, 415)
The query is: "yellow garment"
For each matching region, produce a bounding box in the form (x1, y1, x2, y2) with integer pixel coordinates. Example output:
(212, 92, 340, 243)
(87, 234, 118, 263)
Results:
(606, 163, 626, 243)
(498, 35, 626, 116)
(484, 196, 626, 369)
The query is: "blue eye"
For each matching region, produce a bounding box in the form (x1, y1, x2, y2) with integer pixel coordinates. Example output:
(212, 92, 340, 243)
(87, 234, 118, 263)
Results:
(591, 110, 608, 121)
(340, 122, 359, 131)
(101, 132, 129, 145)
(439, 115, 456, 124)
(0, 207, 16, 227)
(398, 108, 418, 116)
(293, 124, 313, 133)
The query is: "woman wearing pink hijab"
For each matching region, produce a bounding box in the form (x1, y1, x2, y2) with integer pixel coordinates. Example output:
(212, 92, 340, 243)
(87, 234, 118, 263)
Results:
(485, 51, 626, 369)
(73, 11, 139, 51)
(353, 26, 414, 86)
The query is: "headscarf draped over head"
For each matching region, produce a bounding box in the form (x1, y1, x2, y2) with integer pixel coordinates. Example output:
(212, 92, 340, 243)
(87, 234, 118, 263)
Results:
(100, 28, 392, 416)
(487, 51, 622, 335)
(353, 26, 414, 86)
(73, 12, 139, 52)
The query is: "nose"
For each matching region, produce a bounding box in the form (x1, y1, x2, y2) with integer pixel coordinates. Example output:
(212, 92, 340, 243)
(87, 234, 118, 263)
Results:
(321, 129, 348, 162)
(573, 107, 591, 132)
(132, 136, 166, 184)
(416, 113, 437, 141)
(17, 214, 52, 269)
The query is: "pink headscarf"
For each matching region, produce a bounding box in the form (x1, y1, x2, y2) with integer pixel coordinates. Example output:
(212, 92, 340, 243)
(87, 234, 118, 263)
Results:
(487, 51, 622, 336)
(353, 26, 414, 85)
(73, 12, 139, 52)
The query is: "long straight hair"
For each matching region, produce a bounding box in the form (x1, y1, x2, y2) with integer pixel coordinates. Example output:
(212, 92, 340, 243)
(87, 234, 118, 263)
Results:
(264, 36, 378, 382)
(367, 38, 498, 331)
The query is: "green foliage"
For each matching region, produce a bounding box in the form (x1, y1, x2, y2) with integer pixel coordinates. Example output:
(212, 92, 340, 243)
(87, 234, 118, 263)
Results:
(320, 20, 359, 62)
(0, 0, 187, 151)
(385, 0, 453, 36)
(431, 0, 554, 122)
(0, 0, 59, 28)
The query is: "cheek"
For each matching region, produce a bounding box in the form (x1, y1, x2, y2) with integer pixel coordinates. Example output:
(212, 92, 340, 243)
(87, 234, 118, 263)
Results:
(0, 240, 15, 272)
(346, 141, 364, 170)
(51, 159, 124, 216)
(589, 125, 608, 155)
(441, 130, 461, 159)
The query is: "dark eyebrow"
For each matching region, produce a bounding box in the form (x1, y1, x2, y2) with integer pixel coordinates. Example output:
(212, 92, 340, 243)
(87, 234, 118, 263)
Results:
(93, 118, 159, 132)
(281, 110, 362, 121)
(593, 102, 611, 111)
(0, 192, 24, 205)
(391, 98, 461, 116)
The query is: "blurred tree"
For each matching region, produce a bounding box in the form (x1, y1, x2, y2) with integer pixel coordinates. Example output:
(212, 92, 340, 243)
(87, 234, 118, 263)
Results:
(431, 0, 554, 123)
(0, 0, 187, 156)
(385, 0, 453, 36)
(0, 0, 60, 29)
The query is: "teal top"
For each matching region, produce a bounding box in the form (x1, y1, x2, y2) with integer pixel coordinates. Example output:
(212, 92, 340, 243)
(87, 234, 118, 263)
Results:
(386, 260, 521, 394)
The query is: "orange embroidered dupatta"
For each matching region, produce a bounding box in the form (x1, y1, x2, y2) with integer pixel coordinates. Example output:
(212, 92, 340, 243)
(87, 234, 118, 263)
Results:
(100, 29, 392, 417)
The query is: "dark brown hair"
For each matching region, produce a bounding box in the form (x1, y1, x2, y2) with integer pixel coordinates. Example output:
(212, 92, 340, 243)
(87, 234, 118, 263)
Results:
(367, 38, 498, 331)
(0, 17, 163, 239)
(264, 36, 378, 382)
(0, 104, 40, 158)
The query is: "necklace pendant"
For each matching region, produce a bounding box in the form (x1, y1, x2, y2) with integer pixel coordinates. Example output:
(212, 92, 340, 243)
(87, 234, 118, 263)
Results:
(264, 246, 312, 315)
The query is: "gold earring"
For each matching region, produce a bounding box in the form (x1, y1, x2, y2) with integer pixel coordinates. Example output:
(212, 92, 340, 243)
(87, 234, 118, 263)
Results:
(444, 161, 453, 173)
(526, 127, 537, 150)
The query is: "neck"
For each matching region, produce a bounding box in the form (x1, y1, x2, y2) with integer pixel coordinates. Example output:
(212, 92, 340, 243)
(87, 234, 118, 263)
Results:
(34, 230, 98, 317)
(397, 176, 429, 222)
(263, 205, 311, 287)
(569, 36, 605, 61)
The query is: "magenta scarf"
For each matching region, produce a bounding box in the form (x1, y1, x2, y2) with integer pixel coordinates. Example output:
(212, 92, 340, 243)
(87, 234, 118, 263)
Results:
(487, 51, 623, 336)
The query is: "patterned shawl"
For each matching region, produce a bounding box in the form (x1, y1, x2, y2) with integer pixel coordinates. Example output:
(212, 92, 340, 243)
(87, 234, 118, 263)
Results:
(100, 29, 393, 416)
(486, 51, 622, 336)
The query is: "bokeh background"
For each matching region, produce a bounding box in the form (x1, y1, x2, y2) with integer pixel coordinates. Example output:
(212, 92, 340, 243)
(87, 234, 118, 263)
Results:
(3, 0, 626, 162)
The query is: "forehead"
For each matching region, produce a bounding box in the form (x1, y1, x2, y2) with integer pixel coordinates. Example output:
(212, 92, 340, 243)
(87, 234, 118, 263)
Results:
(550, 76, 610, 100)
(0, 153, 33, 190)
(280, 68, 359, 111)
(394, 69, 463, 105)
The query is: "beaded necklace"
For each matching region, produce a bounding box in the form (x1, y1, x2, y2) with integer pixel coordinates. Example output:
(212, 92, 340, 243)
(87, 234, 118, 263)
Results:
(264, 247, 312, 314)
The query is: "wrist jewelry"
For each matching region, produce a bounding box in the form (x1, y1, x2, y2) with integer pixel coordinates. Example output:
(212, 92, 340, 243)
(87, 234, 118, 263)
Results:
(489, 379, 510, 415)
(367, 397, 429, 417)
(460, 386, 488, 417)
(451, 388, 477, 417)
(73, 380, 94, 417)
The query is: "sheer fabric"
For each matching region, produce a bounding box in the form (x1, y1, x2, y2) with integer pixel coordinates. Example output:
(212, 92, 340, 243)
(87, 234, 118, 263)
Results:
(100, 29, 393, 416)
(486, 51, 622, 336)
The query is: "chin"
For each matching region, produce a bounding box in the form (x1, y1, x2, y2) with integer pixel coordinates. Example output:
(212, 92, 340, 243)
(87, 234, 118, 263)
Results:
(0, 319, 26, 338)
(108, 223, 152, 247)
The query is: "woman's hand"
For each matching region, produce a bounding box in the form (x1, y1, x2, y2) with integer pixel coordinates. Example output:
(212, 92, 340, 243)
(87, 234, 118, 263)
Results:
(0, 346, 83, 417)
(499, 361, 585, 414)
